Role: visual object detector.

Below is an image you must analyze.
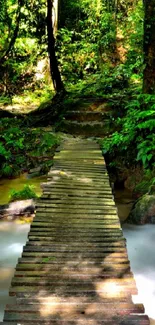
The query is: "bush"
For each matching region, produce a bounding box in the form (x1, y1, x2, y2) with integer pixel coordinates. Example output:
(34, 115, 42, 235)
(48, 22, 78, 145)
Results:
(100, 93, 155, 169)
(9, 185, 38, 202)
(0, 118, 60, 177)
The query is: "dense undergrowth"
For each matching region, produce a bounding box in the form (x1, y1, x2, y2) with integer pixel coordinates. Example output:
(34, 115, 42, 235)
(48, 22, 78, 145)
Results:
(99, 92, 155, 193)
(0, 118, 60, 178)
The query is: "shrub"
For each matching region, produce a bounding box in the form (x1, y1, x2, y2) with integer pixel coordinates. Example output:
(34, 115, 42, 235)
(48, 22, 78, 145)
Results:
(9, 185, 38, 202)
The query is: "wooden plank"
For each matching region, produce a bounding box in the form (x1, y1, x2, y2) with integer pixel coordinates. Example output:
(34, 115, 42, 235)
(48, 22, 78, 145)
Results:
(42, 191, 113, 198)
(41, 183, 111, 189)
(35, 212, 118, 218)
(22, 245, 127, 253)
(28, 230, 123, 236)
(0, 315, 151, 325)
(31, 221, 120, 228)
(36, 203, 115, 209)
(41, 195, 114, 200)
(9, 284, 137, 296)
(16, 261, 130, 268)
(30, 225, 121, 231)
(22, 251, 128, 264)
(38, 198, 114, 203)
(50, 163, 107, 168)
(25, 240, 126, 247)
(18, 256, 129, 269)
(5, 302, 144, 314)
(28, 235, 125, 242)
(11, 277, 136, 287)
(34, 215, 119, 221)
(34, 209, 118, 215)
(37, 200, 115, 206)
(42, 189, 113, 195)
(14, 270, 132, 278)
(47, 174, 109, 179)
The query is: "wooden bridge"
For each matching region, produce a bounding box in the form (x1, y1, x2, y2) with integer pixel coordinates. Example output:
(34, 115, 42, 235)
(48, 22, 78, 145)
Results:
(1, 138, 149, 325)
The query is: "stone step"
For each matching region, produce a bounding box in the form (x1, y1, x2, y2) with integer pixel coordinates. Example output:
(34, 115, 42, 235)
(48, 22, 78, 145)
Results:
(56, 120, 112, 136)
(64, 110, 111, 122)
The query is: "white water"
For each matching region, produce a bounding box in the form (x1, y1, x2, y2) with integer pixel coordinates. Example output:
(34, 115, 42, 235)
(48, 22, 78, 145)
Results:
(0, 221, 155, 324)
(0, 222, 30, 320)
(123, 224, 155, 325)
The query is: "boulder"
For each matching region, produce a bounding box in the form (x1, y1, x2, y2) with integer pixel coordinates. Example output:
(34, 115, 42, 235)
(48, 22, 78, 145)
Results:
(127, 194, 155, 224)
(0, 199, 36, 219)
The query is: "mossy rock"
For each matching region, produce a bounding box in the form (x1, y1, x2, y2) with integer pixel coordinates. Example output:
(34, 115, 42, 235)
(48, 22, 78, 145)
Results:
(133, 180, 151, 198)
(127, 194, 155, 224)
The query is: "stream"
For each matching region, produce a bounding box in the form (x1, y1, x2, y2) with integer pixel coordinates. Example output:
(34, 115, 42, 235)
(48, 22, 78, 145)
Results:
(0, 177, 155, 323)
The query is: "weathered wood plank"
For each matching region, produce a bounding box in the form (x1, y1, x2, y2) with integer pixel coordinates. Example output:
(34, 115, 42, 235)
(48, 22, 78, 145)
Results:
(0, 315, 151, 325)
(11, 277, 136, 288)
(31, 221, 120, 228)
(25, 240, 126, 247)
(14, 270, 132, 278)
(5, 302, 144, 315)
(28, 230, 123, 236)
(9, 284, 137, 296)
(28, 235, 125, 242)
(18, 258, 130, 266)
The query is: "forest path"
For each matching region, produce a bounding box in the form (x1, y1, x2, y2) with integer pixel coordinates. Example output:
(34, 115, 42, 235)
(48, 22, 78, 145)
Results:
(1, 138, 149, 325)
(56, 99, 115, 136)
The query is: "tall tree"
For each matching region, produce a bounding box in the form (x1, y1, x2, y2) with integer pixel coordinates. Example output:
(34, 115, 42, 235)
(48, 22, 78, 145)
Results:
(143, 0, 155, 93)
(0, 0, 22, 64)
(47, 0, 64, 93)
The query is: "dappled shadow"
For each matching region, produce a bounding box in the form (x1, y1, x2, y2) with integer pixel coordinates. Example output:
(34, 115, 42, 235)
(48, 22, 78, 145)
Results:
(3, 139, 150, 324)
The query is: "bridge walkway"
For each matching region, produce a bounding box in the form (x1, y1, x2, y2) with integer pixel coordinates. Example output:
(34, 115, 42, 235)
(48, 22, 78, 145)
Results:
(1, 138, 149, 325)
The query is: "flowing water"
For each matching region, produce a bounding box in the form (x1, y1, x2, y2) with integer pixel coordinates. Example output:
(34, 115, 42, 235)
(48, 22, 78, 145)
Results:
(0, 182, 155, 323)
(0, 221, 30, 320)
(123, 224, 155, 325)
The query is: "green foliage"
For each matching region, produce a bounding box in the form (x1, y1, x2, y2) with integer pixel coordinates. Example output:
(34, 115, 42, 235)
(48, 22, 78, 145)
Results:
(122, 1, 144, 79)
(57, 2, 116, 83)
(100, 94, 155, 169)
(0, 118, 59, 177)
(134, 169, 155, 196)
(9, 184, 38, 201)
(0, 0, 47, 98)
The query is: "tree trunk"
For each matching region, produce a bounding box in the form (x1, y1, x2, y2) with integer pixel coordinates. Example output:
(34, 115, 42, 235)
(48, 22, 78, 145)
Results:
(47, 0, 65, 93)
(143, 0, 155, 93)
